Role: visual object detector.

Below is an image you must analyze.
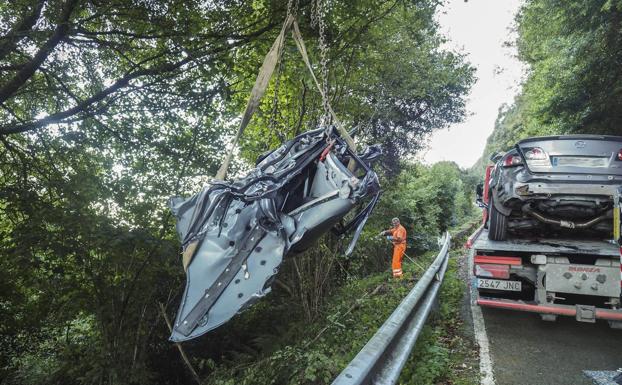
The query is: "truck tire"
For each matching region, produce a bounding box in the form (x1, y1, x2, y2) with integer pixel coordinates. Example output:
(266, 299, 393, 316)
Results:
(488, 196, 508, 241)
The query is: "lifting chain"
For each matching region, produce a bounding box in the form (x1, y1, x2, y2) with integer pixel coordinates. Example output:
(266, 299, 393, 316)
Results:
(311, 0, 331, 130)
(287, 0, 299, 18)
(310, 0, 318, 27)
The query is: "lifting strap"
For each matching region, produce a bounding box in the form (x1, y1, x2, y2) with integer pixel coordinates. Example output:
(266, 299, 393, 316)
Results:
(215, 15, 356, 180)
(216, 15, 295, 180)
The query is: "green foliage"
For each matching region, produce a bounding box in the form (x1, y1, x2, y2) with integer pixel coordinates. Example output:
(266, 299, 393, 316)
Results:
(516, 0, 622, 135)
(232, 0, 475, 173)
(197, 223, 480, 385)
(201, 254, 419, 385)
(0, 1, 475, 384)
(326, 161, 476, 283)
(480, 0, 622, 170)
(399, 234, 480, 385)
(407, 328, 451, 385)
(364, 161, 476, 255)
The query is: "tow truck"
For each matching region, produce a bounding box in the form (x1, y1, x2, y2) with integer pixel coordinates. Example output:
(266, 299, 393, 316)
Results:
(467, 165, 622, 328)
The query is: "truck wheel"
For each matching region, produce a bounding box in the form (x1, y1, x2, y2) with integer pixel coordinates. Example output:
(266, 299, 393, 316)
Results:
(488, 196, 508, 241)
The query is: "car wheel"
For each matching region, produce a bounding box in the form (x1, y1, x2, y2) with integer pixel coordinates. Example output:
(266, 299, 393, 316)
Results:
(488, 195, 508, 241)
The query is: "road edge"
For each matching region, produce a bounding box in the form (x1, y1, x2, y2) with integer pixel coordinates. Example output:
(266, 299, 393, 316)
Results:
(467, 232, 496, 385)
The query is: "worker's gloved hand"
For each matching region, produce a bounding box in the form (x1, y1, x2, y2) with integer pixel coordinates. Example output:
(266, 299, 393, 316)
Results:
(378, 231, 385, 236)
(386, 236, 394, 241)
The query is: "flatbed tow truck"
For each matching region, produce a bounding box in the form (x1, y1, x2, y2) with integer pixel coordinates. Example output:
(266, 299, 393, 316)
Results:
(466, 166, 622, 329)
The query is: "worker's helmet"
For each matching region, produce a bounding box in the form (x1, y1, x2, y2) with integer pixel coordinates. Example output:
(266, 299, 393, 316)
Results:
(391, 217, 400, 225)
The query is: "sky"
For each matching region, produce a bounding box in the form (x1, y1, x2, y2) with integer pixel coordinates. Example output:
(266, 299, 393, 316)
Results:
(421, 0, 525, 169)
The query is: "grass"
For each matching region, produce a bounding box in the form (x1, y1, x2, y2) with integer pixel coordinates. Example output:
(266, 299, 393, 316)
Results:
(203, 258, 419, 385)
(200, 222, 481, 385)
(398, 251, 479, 385)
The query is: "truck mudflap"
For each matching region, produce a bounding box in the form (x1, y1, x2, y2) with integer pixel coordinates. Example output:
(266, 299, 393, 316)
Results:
(477, 298, 622, 322)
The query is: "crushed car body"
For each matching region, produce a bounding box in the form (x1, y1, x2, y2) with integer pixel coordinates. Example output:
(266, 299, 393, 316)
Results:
(484, 134, 622, 240)
(168, 127, 381, 342)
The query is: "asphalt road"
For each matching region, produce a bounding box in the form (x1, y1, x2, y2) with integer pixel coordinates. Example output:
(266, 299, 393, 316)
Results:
(481, 306, 622, 385)
(461, 247, 622, 385)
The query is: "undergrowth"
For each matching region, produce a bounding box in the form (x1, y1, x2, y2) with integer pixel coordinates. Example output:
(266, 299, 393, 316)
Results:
(398, 252, 479, 385)
(199, 221, 481, 385)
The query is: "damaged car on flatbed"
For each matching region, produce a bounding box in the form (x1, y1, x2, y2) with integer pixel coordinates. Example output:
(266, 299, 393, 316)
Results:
(168, 127, 381, 342)
(480, 135, 622, 241)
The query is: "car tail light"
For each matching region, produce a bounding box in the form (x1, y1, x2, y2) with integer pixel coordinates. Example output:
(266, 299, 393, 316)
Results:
(617, 149, 622, 161)
(503, 154, 523, 167)
(523, 147, 550, 167)
(524, 147, 547, 160)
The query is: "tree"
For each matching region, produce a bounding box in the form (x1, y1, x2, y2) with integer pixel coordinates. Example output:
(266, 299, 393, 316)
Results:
(232, 0, 475, 174)
(482, 0, 622, 165)
(482, 0, 622, 177)
(516, 0, 622, 135)
(0, 1, 475, 383)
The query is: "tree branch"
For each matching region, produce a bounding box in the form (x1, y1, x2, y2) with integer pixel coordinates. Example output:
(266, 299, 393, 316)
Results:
(0, 64, 28, 72)
(0, 21, 276, 136)
(0, 0, 46, 61)
(0, 0, 79, 104)
(0, 55, 194, 136)
(158, 303, 202, 385)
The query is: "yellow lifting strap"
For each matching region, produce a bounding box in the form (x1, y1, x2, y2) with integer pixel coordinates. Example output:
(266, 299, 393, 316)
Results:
(215, 15, 356, 180)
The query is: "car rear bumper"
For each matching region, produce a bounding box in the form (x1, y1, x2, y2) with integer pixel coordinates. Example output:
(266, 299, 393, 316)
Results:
(477, 297, 622, 322)
(512, 180, 620, 198)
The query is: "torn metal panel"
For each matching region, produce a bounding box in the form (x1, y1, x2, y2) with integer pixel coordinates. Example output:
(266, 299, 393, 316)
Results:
(168, 128, 381, 342)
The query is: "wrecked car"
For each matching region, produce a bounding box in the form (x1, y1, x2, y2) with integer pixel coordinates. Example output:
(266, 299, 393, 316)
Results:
(168, 127, 381, 342)
(484, 135, 622, 241)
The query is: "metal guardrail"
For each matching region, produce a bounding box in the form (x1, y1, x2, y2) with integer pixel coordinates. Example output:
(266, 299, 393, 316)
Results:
(332, 232, 451, 385)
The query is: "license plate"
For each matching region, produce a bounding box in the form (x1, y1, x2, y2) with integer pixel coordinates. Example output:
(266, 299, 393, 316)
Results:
(551, 156, 608, 168)
(477, 278, 522, 291)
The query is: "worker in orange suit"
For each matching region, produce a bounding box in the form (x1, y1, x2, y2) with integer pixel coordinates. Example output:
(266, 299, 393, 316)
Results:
(380, 217, 407, 278)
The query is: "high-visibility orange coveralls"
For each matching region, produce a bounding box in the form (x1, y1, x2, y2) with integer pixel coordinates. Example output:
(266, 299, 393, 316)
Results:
(386, 224, 407, 278)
